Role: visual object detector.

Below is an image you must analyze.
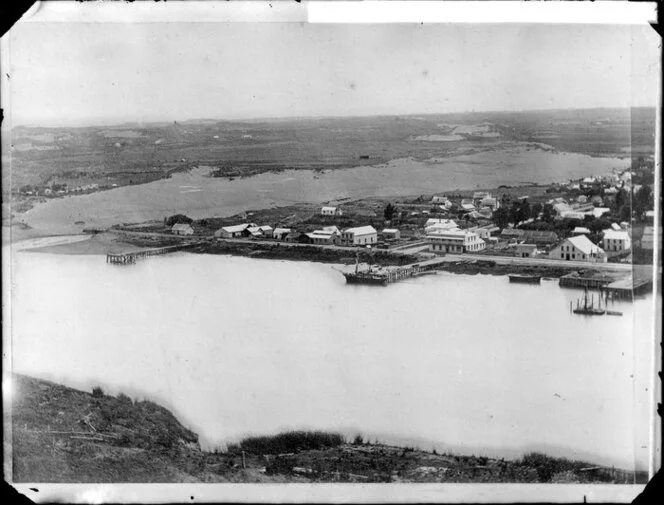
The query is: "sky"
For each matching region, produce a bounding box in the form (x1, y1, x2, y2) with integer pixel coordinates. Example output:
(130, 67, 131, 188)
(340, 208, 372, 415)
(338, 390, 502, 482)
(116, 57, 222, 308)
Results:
(3, 21, 660, 126)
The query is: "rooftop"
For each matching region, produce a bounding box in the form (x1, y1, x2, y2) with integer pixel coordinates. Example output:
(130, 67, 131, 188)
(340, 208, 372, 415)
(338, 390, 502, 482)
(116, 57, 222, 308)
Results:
(566, 235, 603, 255)
(222, 223, 250, 233)
(603, 229, 630, 240)
(344, 225, 377, 235)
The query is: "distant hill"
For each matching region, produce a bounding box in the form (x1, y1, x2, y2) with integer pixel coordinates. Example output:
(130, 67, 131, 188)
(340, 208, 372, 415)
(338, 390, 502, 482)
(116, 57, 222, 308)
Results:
(10, 374, 648, 484)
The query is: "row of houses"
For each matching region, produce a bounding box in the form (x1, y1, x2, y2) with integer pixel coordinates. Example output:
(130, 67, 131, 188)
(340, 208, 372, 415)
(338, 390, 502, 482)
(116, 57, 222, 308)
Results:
(206, 222, 383, 247)
(430, 191, 500, 217)
(505, 228, 631, 263)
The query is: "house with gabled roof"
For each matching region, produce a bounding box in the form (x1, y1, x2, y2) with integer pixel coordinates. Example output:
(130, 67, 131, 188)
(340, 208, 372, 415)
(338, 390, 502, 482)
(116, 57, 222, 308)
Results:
(548, 235, 606, 263)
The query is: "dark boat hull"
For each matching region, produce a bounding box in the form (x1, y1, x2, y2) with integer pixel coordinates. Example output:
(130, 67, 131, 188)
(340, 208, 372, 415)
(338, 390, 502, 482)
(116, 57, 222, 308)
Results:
(573, 309, 606, 315)
(508, 274, 541, 284)
(344, 273, 388, 286)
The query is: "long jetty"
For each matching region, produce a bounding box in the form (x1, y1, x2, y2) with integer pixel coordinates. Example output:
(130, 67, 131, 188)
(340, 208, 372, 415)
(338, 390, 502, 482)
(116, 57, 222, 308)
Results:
(106, 243, 197, 265)
(345, 257, 446, 285)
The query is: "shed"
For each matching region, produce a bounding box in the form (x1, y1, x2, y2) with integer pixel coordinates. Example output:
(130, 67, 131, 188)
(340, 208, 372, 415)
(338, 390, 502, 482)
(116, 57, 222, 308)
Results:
(515, 243, 537, 258)
(382, 228, 401, 240)
(172, 223, 194, 236)
(272, 227, 292, 240)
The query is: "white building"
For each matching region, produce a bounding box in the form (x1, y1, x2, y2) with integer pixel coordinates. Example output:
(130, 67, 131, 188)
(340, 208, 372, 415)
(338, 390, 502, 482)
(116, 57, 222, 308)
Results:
(592, 207, 611, 219)
(560, 210, 587, 220)
(515, 244, 538, 258)
(572, 227, 591, 235)
(548, 235, 606, 263)
(322, 225, 341, 235)
(307, 229, 340, 245)
(247, 225, 273, 238)
(382, 228, 401, 240)
(431, 196, 451, 207)
(321, 206, 343, 217)
(341, 225, 377, 246)
(425, 219, 458, 234)
(427, 229, 485, 254)
(473, 191, 491, 202)
(171, 223, 194, 236)
(272, 227, 292, 240)
(480, 196, 500, 210)
(469, 225, 500, 240)
(215, 223, 253, 239)
(602, 229, 631, 257)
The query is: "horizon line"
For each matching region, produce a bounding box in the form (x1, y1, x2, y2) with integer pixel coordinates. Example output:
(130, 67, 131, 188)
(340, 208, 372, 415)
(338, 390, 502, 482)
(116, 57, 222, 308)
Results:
(9, 104, 656, 129)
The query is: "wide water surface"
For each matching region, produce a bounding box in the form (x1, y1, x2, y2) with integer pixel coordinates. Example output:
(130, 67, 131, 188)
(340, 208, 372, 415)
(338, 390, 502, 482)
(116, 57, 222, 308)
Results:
(19, 147, 628, 235)
(8, 250, 652, 470)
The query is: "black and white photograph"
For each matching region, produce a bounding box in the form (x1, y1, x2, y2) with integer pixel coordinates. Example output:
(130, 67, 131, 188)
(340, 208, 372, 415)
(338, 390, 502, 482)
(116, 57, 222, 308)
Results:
(1, 1, 661, 502)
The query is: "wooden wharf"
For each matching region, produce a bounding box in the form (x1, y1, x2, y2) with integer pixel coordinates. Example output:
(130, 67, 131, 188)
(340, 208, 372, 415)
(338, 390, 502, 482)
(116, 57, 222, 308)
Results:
(601, 276, 653, 300)
(344, 257, 446, 285)
(106, 243, 197, 265)
(559, 273, 613, 289)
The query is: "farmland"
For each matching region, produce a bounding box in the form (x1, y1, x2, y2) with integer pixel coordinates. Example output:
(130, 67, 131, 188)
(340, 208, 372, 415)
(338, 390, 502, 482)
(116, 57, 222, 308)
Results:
(6, 107, 654, 194)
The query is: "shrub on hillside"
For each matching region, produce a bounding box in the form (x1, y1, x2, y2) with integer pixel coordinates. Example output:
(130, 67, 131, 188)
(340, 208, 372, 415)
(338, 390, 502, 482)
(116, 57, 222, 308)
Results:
(165, 214, 193, 227)
(520, 452, 586, 483)
(238, 430, 345, 455)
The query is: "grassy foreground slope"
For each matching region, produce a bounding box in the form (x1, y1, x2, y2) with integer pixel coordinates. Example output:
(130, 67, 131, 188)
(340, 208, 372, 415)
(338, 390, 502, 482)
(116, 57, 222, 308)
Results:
(10, 374, 647, 483)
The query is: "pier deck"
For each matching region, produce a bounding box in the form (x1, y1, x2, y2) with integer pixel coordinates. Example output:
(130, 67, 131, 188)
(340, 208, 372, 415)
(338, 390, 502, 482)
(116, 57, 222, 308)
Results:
(106, 243, 198, 265)
(344, 257, 447, 285)
(601, 276, 653, 299)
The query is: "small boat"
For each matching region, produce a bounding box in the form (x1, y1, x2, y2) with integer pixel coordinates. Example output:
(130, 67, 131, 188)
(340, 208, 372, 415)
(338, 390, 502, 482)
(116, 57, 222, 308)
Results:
(572, 289, 606, 315)
(508, 274, 541, 284)
(606, 310, 623, 316)
(343, 272, 388, 285)
(344, 249, 388, 286)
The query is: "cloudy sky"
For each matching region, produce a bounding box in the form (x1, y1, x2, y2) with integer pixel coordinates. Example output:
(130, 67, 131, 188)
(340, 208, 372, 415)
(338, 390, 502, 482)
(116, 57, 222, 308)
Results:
(4, 19, 660, 125)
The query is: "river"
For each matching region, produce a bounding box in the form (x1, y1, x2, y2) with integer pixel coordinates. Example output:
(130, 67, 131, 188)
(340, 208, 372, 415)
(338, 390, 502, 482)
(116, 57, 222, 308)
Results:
(18, 147, 628, 236)
(7, 249, 653, 471)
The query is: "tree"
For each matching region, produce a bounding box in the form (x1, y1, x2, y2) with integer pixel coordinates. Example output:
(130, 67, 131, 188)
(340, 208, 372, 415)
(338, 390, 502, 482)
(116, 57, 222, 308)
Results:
(634, 185, 653, 217)
(493, 207, 510, 229)
(614, 188, 629, 212)
(519, 199, 531, 222)
(530, 202, 543, 220)
(619, 205, 632, 222)
(165, 214, 193, 227)
(542, 204, 554, 224)
(383, 203, 396, 222)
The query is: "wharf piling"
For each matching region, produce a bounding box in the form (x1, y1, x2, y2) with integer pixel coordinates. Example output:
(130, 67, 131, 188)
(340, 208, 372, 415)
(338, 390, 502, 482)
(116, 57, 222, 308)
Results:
(559, 273, 613, 290)
(601, 277, 653, 300)
(106, 243, 197, 265)
(106, 254, 136, 265)
(344, 257, 446, 285)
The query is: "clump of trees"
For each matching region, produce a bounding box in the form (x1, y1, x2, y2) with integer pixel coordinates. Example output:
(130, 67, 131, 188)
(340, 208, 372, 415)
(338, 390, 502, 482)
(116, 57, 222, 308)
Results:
(228, 430, 345, 455)
(164, 214, 193, 227)
(383, 203, 396, 222)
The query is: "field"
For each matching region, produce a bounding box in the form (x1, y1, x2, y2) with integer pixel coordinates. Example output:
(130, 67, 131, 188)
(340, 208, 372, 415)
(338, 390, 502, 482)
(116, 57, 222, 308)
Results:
(5, 108, 654, 194)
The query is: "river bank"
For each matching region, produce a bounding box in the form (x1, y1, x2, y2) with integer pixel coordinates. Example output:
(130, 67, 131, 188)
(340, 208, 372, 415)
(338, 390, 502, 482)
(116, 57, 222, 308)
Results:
(11, 374, 647, 484)
(14, 231, 621, 281)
